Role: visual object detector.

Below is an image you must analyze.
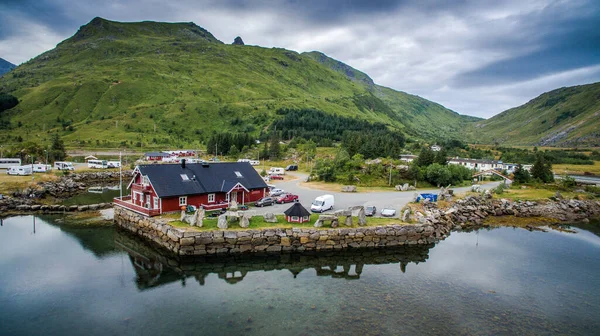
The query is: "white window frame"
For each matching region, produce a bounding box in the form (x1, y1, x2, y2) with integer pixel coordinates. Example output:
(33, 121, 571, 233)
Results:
(153, 197, 159, 210)
(179, 196, 187, 206)
(142, 175, 150, 185)
(292, 216, 299, 221)
(208, 193, 215, 203)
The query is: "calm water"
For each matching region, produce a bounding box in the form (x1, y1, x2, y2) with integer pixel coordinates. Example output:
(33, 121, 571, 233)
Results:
(61, 183, 129, 206)
(0, 216, 599, 336)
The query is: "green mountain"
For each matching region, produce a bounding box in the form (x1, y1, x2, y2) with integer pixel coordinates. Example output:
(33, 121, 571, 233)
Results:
(0, 17, 479, 149)
(468, 82, 600, 147)
(0, 58, 16, 76)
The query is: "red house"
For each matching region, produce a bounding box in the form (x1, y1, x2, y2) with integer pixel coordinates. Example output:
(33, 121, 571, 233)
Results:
(144, 152, 171, 161)
(114, 161, 268, 216)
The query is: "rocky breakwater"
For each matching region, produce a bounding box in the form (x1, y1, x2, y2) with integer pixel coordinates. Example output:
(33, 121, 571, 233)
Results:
(114, 206, 450, 256)
(0, 196, 112, 215)
(69, 170, 132, 183)
(423, 195, 600, 229)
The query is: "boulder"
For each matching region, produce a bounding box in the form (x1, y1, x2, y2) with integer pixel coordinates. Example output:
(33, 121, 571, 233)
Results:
(217, 214, 228, 229)
(402, 209, 410, 222)
(239, 215, 250, 228)
(263, 212, 278, 223)
(341, 185, 357, 192)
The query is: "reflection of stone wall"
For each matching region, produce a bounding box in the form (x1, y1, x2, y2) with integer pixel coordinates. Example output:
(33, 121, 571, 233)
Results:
(114, 230, 432, 290)
(114, 206, 450, 256)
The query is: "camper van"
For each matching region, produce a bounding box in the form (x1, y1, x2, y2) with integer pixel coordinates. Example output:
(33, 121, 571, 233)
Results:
(238, 159, 260, 166)
(32, 164, 52, 173)
(0, 158, 21, 169)
(54, 161, 75, 171)
(7, 165, 33, 176)
(107, 161, 121, 168)
(310, 194, 335, 213)
(269, 167, 285, 175)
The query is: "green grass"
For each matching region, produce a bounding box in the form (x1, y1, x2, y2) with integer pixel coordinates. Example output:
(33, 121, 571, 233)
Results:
(166, 213, 408, 231)
(0, 17, 475, 150)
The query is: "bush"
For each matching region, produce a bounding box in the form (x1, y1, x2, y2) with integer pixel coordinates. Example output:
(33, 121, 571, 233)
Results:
(426, 163, 452, 186)
(494, 183, 506, 195)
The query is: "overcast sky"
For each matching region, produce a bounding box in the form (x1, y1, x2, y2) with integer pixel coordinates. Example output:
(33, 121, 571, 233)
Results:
(1, 0, 599, 118)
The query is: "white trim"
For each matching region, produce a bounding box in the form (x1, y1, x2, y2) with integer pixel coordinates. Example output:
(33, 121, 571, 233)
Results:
(208, 193, 215, 203)
(226, 182, 249, 193)
(127, 166, 141, 189)
(153, 197, 159, 210)
(179, 196, 187, 206)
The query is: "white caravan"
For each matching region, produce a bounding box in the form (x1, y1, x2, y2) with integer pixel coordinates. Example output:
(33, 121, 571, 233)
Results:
(32, 164, 52, 172)
(7, 165, 33, 176)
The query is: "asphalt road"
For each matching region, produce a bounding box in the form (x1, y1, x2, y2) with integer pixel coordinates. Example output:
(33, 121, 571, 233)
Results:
(250, 172, 500, 218)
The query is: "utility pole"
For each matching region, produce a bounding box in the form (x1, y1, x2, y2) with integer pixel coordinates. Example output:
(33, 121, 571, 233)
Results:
(119, 151, 122, 200)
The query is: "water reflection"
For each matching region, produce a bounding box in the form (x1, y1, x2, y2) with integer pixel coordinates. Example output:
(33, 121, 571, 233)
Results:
(61, 183, 129, 206)
(114, 231, 434, 290)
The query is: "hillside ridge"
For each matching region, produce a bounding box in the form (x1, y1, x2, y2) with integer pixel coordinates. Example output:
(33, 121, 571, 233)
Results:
(0, 17, 479, 148)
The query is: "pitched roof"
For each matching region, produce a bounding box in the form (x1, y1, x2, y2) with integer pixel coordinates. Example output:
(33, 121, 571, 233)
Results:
(284, 202, 311, 217)
(137, 162, 268, 198)
(145, 152, 170, 157)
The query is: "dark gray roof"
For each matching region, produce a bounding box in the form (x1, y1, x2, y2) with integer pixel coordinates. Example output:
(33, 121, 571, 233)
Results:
(137, 162, 268, 198)
(284, 202, 311, 217)
(145, 152, 170, 157)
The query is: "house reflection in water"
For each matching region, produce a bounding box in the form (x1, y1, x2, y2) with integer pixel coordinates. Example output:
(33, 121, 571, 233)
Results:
(115, 232, 434, 290)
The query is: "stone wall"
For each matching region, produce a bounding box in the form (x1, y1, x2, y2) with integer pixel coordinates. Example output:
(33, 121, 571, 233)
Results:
(114, 206, 451, 256)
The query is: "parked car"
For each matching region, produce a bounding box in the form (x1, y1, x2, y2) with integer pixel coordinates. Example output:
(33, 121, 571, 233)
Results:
(269, 188, 285, 197)
(285, 164, 298, 171)
(255, 197, 275, 207)
(381, 207, 397, 217)
(365, 206, 377, 216)
(276, 193, 298, 204)
(269, 174, 284, 180)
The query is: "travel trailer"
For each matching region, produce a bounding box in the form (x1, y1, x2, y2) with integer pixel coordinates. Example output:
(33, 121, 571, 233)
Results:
(32, 164, 52, 173)
(269, 167, 285, 175)
(7, 166, 33, 176)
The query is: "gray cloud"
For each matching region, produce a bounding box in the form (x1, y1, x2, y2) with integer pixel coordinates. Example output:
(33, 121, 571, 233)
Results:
(0, 0, 599, 118)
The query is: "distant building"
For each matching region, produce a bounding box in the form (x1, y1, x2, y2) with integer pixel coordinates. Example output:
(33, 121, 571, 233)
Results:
(400, 154, 417, 163)
(144, 152, 171, 161)
(448, 158, 503, 172)
(430, 145, 441, 152)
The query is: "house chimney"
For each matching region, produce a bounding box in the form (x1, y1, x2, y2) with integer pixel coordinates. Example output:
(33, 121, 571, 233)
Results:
(181, 159, 186, 169)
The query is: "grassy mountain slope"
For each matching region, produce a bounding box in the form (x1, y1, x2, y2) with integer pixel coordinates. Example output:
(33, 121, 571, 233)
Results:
(0, 58, 16, 76)
(0, 17, 476, 148)
(468, 82, 600, 147)
(303, 51, 482, 139)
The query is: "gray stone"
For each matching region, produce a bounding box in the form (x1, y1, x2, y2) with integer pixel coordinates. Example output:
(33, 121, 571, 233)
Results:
(263, 212, 278, 223)
(239, 215, 250, 228)
(217, 214, 228, 229)
(402, 209, 410, 222)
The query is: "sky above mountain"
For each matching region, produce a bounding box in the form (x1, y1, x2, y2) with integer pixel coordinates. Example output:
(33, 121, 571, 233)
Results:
(1, 0, 599, 118)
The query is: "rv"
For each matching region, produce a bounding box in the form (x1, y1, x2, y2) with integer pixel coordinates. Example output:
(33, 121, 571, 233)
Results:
(310, 194, 335, 213)
(269, 167, 285, 175)
(0, 158, 21, 169)
(54, 161, 75, 171)
(88, 159, 108, 169)
(32, 164, 52, 173)
(7, 165, 33, 176)
(107, 161, 121, 168)
(237, 159, 260, 166)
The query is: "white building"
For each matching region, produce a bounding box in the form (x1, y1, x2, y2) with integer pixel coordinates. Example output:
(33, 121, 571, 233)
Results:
(430, 145, 442, 152)
(400, 154, 417, 163)
(448, 158, 504, 172)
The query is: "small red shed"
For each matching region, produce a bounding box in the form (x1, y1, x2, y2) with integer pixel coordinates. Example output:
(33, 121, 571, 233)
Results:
(284, 202, 311, 223)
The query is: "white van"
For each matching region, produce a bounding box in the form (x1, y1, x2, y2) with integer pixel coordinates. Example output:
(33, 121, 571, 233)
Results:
(54, 161, 75, 171)
(7, 165, 33, 176)
(311, 194, 334, 213)
(249, 160, 260, 166)
(107, 161, 121, 168)
(32, 164, 52, 173)
(269, 167, 285, 175)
